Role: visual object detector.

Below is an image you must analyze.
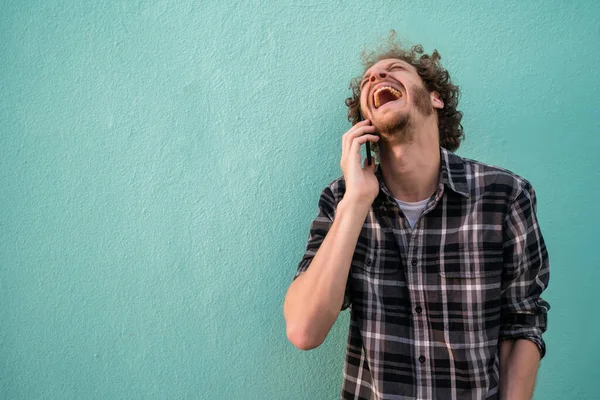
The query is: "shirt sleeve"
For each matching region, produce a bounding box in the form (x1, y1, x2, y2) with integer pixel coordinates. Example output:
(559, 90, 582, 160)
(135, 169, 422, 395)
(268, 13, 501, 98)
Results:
(500, 181, 550, 358)
(293, 185, 352, 311)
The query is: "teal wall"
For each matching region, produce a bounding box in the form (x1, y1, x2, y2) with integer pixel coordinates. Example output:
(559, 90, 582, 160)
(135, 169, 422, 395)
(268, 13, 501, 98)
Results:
(1, 1, 598, 399)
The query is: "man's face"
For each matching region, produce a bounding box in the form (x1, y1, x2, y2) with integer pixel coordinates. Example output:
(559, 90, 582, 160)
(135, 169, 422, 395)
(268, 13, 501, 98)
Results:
(359, 58, 437, 141)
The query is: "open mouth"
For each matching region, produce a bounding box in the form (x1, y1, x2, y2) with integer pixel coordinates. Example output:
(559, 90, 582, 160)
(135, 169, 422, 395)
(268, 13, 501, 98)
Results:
(373, 86, 403, 109)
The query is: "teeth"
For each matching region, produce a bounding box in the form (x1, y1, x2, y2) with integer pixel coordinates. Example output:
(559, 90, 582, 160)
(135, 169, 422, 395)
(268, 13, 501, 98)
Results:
(374, 86, 403, 108)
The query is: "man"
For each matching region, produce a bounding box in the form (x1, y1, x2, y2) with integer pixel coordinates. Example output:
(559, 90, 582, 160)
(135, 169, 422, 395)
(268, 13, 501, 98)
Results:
(283, 33, 550, 400)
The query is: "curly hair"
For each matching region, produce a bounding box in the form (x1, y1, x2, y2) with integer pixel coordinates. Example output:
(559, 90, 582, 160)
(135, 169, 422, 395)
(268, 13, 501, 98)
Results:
(345, 31, 464, 155)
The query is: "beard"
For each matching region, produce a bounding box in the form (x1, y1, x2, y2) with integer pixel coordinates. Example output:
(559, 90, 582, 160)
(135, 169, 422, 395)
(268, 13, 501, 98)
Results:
(373, 83, 434, 145)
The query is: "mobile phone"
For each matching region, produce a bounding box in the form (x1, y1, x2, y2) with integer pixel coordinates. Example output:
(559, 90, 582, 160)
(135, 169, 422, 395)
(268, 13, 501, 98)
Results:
(358, 112, 373, 166)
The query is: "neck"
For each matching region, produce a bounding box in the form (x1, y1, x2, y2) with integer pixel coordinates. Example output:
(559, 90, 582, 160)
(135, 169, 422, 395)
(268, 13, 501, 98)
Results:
(377, 118, 441, 202)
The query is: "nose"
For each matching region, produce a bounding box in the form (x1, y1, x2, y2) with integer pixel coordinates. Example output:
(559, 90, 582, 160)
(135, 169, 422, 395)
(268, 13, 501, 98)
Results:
(369, 71, 387, 82)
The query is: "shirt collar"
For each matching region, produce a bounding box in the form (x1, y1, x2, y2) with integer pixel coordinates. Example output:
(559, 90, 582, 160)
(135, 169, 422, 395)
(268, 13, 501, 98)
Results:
(439, 147, 470, 198)
(374, 146, 470, 206)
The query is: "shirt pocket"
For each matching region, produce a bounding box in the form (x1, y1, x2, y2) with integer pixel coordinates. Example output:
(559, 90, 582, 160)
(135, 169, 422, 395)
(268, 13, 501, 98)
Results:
(438, 244, 504, 278)
(437, 244, 504, 331)
(350, 245, 405, 320)
(351, 245, 399, 275)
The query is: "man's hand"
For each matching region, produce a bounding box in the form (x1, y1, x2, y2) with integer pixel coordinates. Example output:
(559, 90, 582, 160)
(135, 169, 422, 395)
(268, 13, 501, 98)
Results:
(340, 119, 380, 207)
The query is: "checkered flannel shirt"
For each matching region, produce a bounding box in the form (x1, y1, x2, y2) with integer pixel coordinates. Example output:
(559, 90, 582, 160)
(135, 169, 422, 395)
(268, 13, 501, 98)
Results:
(294, 147, 550, 400)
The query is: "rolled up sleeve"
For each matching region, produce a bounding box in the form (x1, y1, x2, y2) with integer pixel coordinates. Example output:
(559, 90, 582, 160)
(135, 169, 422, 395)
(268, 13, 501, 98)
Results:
(294, 186, 351, 311)
(500, 181, 550, 358)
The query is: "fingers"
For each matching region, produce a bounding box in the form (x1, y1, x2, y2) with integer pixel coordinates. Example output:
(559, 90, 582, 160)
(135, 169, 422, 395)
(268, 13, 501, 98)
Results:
(342, 120, 371, 148)
(350, 134, 379, 155)
(363, 155, 376, 170)
(342, 120, 376, 155)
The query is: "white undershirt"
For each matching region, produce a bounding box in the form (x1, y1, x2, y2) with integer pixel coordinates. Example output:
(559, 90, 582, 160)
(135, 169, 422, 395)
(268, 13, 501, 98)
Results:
(395, 197, 430, 229)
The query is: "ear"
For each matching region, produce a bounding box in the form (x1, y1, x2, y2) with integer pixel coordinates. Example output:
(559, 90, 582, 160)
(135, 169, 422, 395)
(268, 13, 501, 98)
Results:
(430, 91, 444, 109)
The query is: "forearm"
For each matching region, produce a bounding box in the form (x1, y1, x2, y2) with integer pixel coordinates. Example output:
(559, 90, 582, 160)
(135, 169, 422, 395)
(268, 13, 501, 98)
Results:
(499, 339, 540, 400)
(284, 197, 370, 350)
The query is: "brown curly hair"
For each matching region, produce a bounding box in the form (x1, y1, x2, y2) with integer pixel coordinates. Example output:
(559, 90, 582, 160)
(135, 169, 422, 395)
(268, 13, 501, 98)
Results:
(345, 31, 464, 155)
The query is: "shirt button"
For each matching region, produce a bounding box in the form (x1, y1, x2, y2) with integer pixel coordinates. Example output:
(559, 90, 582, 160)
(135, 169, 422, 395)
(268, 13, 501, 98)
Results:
(419, 355, 426, 363)
(411, 258, 418, 266)
(415, 305, 422, 314)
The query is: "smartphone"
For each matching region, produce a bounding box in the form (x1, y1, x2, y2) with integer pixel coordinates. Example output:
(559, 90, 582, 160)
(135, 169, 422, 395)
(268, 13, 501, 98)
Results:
(357, 112, 373, 166)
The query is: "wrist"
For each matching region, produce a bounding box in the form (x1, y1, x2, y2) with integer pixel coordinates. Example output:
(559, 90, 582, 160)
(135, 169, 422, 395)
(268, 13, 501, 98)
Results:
(338, 196, 373, 218)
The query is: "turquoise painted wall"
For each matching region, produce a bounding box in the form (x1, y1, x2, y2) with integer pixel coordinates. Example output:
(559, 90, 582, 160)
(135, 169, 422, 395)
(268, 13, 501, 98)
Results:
(1, 1, 598, 399)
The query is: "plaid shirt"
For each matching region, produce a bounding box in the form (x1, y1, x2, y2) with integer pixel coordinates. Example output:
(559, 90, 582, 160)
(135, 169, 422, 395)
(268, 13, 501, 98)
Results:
(294, 147, 550, 400)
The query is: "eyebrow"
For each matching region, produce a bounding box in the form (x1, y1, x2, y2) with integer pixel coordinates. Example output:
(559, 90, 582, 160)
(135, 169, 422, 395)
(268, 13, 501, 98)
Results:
(360, 62, 405, 87)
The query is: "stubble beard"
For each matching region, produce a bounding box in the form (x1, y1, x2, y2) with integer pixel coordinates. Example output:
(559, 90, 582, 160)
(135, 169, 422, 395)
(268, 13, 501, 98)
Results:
(373, 84, 434, 147)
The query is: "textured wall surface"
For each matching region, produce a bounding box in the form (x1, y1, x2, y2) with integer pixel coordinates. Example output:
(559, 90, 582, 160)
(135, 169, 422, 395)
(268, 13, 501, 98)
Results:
(1, 0, 599, 399)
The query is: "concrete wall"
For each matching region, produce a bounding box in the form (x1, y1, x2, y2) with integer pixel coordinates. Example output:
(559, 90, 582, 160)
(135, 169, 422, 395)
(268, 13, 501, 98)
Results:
(1, 0, 599, 398)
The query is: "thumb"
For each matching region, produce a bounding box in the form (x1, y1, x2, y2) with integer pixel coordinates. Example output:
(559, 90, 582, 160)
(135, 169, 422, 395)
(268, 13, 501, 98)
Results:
(363, 156, 377, 171)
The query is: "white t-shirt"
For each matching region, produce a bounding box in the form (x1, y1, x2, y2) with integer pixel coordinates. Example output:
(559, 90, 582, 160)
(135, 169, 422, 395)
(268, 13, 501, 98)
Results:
(395, 197, 430, 228)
